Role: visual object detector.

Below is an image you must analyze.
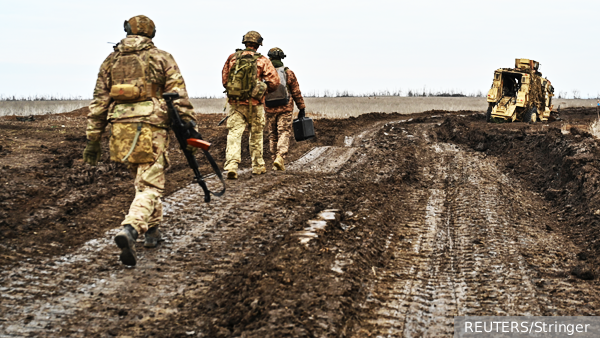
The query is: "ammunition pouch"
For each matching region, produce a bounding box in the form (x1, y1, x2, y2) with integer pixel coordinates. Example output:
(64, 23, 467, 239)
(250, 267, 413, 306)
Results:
(110, 84, 144, 102)
(250, 81, 267, 101)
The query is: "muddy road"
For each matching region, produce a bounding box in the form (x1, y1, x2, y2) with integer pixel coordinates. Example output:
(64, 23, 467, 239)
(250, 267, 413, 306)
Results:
(2, 107, 600, 337)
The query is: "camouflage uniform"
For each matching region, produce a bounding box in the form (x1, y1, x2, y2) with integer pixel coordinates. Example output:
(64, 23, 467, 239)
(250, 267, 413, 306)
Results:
(222, 48, 279, 172)
(265, 67, 305, 160)
(87, 32, 195, 235)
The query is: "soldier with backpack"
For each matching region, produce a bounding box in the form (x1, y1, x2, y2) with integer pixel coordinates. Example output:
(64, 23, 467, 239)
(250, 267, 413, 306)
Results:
(264, 47, 306, 171)
(83, 15, 197, 266)
(222, 31, 280, 179)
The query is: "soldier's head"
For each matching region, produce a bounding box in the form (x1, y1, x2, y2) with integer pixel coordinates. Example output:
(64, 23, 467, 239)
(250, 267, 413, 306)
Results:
(267, 47, 286, 60)
(242, 31, 263, 50)
(124, 15, 156, 39)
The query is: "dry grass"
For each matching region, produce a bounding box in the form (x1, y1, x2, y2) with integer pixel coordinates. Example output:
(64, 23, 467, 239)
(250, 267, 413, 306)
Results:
(4, 97, 598, 119)
(554, 99, 599, 110)
(192, 97, 489, 119)
(302, 97, 487, 118)
(0, 100, 89, 117)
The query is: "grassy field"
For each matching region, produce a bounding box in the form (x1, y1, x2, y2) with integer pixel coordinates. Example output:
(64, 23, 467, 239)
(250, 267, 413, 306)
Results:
(193, 97, 490, 118)
(0, 100, 89, 117)
(193, 97, 600, 118)
(1, 97, 598, 118)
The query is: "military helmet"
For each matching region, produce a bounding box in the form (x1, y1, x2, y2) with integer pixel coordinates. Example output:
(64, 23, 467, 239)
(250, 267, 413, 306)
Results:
(242, 31, 263, 46)
(267, 47, 286, 59)
(124, 15, 156, 39)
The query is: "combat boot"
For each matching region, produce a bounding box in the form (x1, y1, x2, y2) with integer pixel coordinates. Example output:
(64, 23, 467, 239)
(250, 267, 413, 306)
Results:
(114, 224, 138, 266)
(273, 155, 285, 171)
(227, 169, 238, 179)
(252, 166, 266, 175)
(144, 227, 161, 248)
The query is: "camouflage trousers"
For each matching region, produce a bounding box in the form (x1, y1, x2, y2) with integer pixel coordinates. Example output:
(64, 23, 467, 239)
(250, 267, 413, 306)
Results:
(224, 104, 266, 171)
(266, 110, 293, 160)
(110, 122, 169, 235)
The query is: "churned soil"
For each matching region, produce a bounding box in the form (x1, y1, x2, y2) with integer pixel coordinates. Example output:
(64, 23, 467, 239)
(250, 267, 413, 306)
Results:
(0, 109, 403, 267)
(3, 106, 600, 337)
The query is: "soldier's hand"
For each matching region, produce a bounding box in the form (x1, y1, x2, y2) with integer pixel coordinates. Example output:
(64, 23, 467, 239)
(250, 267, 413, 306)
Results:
(186, 144, 198, 154)
(298, 108, 306, 118)
(83, 140, 102, 166)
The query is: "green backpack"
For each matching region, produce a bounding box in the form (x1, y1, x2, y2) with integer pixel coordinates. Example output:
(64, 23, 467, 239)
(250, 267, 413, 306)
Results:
(225, 50, 267, 104)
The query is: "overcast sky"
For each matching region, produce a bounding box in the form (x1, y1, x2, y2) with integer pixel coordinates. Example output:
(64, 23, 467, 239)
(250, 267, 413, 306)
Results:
(1, 0, 598, 99)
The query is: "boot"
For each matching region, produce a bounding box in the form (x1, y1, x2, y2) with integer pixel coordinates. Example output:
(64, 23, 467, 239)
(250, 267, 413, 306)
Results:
(227, 169, 238, 179)
(252, 166, 266, 175)
(144, 227, 161, 248)
(273, 155, 285, 171)
(114, 224, 138, 266)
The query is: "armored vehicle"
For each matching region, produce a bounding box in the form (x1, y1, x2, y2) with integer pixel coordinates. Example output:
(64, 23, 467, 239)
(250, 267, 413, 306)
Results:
(486, 58, 554, 123)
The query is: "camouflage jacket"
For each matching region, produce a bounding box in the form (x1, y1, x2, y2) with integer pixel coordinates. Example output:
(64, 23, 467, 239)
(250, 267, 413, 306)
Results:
(86, 35, 195, 141)
(222, 49, 280, 106)
(265, 67, 306, 114)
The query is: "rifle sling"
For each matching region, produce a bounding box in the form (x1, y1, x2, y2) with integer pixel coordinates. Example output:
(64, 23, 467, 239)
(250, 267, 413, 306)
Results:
(197, 148, 226, 198)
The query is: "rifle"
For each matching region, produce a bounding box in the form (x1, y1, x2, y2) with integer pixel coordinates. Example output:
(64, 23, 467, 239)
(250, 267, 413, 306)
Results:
(163, 92, 226, 202)
(217, 100, 229, 126)
(217, 115, 229, 126)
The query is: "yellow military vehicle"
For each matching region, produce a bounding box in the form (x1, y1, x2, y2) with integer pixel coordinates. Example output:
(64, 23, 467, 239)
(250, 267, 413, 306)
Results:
(486, 58, 554, 123)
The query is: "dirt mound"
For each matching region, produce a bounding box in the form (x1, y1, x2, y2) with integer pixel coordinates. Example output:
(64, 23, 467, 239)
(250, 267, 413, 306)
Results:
(431, 113, 600, 270)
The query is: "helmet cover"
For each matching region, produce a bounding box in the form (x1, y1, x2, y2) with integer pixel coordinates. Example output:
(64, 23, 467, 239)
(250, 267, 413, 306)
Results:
(267, 47, 286, 59)
(242, 31, 263, 46)
(124, 15, 156, 38)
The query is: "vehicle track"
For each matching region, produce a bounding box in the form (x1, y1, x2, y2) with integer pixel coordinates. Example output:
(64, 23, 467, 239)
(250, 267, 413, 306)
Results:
(354, 135, 600, 337)
(3, 115, 600, 338)
(0, 120, 364, 337)
(0, 171, 304, 337)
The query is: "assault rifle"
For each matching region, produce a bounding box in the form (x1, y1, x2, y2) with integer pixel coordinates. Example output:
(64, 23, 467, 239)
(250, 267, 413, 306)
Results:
(163, 92, 226, 202)
(217, 115, 229, 126)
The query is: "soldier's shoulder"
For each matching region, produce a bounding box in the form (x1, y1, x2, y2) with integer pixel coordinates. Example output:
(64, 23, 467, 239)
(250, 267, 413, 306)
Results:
(151, 48, 173, 58)
(99, 51, 119, 67)
(103, 50, 119, 60)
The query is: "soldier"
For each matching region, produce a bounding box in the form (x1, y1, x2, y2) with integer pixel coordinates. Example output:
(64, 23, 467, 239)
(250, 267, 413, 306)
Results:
(264, 47, 306, 171)
(82, 15, 196, 266)
(222, 31, 279, 179)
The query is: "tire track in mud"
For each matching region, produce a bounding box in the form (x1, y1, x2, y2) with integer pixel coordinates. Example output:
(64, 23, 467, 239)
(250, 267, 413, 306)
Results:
(0, 120, 369, 337)
(355, 136, 600, 337)
(0, 172, 301, 337)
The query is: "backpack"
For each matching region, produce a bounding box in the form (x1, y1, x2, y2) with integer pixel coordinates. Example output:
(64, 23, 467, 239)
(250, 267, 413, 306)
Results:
(265, 67, 289, 108)
(225, 50, 267, 103)
(109, 51, 152, 103)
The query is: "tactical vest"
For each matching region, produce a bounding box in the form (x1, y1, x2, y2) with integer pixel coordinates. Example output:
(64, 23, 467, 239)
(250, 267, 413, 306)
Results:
(225, 50, 267, 105)
(265, 67, 289, 108)
(109, 50, 159, 103)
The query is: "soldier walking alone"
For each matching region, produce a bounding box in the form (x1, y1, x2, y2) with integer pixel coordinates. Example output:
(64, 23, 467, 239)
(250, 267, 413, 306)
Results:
(222, 31, 279, 179)
(264, 47, 306, 171)
(83, 15, 197, 266)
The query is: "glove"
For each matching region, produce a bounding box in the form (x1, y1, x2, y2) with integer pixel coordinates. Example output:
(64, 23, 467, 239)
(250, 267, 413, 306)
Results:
(298, 108, 306, 119)
(83, 140, 101, 166)
(186, 144, 198, 154)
